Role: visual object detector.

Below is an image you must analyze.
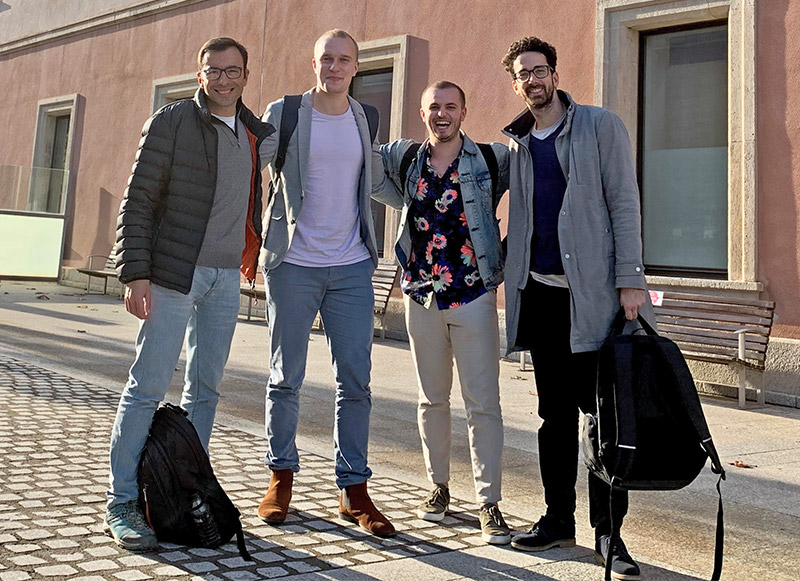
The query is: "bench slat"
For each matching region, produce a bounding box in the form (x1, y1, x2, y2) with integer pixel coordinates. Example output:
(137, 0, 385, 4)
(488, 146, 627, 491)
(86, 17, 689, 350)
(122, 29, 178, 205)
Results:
(655, 306, 773, 327)
(657, 291, 775, 309)
(659, 298, 774, 319)
(657, 324, 768, 347)
(670, 340, 767, 364)
(660, 330, 767, 357)
(655, 315, 771, 336)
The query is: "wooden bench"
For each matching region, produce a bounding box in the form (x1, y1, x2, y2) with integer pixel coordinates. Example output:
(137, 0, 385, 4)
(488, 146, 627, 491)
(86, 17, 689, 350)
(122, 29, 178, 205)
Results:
(649, 289, 776, 408)
(240, 259, 401, 338)
(240, 284, 266, 321)
(372, 258, 401, 339)
(77, 252, 122, 297)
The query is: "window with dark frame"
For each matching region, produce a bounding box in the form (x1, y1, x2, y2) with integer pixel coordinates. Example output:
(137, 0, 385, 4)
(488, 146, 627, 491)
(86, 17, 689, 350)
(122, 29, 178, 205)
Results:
(351, 68, 393, 258)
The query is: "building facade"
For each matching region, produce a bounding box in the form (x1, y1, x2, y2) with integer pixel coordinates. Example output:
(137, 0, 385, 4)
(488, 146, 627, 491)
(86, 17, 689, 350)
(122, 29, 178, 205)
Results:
(1, 0, 798, 403)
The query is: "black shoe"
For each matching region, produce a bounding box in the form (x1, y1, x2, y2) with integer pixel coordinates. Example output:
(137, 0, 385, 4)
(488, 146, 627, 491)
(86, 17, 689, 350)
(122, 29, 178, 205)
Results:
(510, 515, 576, 552)
(594, 535, 641, 580)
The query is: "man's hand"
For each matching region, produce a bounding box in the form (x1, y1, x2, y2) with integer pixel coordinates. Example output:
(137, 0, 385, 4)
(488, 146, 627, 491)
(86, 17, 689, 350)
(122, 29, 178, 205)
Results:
(125, 279, 151, 320)
(620, 287, 646, 321)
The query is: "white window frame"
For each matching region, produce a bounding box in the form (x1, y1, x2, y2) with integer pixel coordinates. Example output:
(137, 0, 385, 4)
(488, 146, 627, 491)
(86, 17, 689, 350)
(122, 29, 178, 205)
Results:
(596, 0, 759, 293)
(151, 73, 198, 113)
(29, 94, 80, 215)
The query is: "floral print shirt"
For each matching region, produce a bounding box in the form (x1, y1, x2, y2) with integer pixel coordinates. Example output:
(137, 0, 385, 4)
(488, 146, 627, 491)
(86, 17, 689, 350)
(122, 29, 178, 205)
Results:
(402, 145, 487, 309)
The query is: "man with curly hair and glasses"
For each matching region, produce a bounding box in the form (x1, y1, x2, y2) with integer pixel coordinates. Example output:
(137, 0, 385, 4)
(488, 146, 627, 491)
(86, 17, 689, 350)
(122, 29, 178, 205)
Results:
(500, 36, 655, 580)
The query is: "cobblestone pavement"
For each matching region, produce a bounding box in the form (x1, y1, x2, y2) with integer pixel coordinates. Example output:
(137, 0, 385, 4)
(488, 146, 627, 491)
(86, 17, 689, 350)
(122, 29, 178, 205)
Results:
(0, 356, 532, 580)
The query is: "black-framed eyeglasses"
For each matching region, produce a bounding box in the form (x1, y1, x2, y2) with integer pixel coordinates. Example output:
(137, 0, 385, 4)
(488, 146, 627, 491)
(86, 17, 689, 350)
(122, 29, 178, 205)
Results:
(513, 65, 553, 82)
(202, 66, 243, 81)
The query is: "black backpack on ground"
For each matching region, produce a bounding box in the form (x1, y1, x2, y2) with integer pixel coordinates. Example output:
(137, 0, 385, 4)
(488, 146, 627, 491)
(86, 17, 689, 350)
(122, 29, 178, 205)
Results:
(581, 310, 726, 580)
(138, 403, 251, 560)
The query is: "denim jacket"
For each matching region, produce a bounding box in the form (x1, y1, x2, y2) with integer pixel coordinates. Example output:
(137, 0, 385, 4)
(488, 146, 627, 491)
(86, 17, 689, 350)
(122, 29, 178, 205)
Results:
(376, 134, 509, 291)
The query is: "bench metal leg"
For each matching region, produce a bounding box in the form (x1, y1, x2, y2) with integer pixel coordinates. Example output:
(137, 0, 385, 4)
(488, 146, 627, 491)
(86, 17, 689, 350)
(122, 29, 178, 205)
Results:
(737, 365, 747, 409)
(247, 297, 253, 321)
(756, 372, 765, 407)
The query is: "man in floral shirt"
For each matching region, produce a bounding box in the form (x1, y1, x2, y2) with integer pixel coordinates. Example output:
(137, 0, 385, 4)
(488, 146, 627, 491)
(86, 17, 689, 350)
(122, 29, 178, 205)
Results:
(376, 81, 510, 544)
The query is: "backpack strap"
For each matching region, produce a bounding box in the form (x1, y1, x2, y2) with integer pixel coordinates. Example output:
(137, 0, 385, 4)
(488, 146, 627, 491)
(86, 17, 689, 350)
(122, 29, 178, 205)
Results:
(476, 142, 499, 206)
(235, 523, 253, 561)
(274, 94, 302, 175)
(360, 102, 380, 143)
(399, 142, 422, 189)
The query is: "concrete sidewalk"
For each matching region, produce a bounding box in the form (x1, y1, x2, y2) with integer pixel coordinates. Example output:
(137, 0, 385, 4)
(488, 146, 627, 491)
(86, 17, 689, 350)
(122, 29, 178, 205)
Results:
(1, 280, 798, 580)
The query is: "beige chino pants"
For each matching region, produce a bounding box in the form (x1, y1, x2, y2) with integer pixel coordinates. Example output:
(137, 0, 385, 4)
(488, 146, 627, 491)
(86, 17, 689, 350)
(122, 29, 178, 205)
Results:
(404, 290, 504, 505)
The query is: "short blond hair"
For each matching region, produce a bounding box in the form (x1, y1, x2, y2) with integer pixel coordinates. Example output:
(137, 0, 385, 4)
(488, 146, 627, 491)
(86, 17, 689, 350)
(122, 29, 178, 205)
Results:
(315, 29, 359, 59)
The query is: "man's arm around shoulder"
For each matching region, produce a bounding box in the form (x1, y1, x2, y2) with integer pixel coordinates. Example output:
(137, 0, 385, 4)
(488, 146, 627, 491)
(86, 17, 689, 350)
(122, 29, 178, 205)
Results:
(373, 139, 416, 210)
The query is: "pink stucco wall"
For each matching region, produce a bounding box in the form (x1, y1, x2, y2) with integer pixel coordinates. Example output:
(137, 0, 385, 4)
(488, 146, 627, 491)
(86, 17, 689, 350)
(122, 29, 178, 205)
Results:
(756, 0, 800, 336)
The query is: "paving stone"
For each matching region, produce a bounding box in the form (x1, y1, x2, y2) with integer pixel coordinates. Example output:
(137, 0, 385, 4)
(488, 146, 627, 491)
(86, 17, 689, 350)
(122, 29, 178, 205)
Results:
(117, 555, 158, 567)
(151, 565, 188, 576)
(183, 562, 218, 573)
(253, 568, 289, 579)
(285, 561, 321, 573)
(5, 543, 41, 553)
(78, 559, 119, 572)
(35, 564, 80, 577)
(52, 552, 86, 562)
(112, 571, 151, 580)
(0, 572, 31, 581)
(9, 555, 48, 566)
(221, 571, 260, 581)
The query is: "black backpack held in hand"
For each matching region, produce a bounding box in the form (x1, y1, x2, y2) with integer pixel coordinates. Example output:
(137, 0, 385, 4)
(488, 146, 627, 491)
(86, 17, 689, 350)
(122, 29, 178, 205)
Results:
(581, 310, 726, 581)
(137, 403, 252, 560)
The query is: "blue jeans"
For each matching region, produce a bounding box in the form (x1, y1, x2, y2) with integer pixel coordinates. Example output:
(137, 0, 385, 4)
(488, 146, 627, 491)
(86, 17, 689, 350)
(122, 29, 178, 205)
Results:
(107, 266, 240, 507)
(264, 259, 374, 488)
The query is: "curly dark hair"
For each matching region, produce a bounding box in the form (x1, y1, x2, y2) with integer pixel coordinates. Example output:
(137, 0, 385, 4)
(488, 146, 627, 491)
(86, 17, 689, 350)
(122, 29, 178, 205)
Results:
(501, 37, 557, 76)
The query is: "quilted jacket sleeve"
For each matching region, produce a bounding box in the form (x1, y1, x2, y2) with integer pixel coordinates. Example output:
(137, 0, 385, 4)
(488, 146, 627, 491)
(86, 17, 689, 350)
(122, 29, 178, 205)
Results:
(114, 109, 176, 284)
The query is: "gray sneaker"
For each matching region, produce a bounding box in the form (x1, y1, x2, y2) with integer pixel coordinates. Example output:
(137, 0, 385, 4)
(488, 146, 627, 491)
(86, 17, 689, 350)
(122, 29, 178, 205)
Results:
(104, 500, 158, 551)
(479, 503, 511, 545)
(417, 484, 450, 521)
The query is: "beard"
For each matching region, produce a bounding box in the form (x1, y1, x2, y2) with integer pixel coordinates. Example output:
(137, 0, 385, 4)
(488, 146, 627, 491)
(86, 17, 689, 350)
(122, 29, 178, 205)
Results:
(523, 83, 555, 110)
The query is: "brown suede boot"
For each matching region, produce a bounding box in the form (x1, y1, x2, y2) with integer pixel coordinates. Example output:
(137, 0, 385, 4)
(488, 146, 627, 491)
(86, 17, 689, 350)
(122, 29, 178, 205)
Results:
(258, 469, 293, 524)
(339, 481, 395, 538)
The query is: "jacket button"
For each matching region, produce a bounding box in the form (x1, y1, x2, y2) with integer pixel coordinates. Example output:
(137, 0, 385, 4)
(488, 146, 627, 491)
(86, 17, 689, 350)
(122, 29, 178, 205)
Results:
(561, 211, 566, 216)
(290, 219, 296, 225)
(564, 253, 571, 259)
(635, 266, 641, 272)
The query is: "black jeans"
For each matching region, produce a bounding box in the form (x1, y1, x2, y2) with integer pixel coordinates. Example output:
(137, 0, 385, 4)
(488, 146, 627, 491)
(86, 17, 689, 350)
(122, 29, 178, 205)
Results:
(518, 278, 628, 538)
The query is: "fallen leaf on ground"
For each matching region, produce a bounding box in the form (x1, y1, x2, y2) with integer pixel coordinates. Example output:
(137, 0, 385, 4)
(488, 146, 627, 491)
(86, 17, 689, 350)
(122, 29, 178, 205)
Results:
(36, 294, 50, 300)
(511, 375, 528, 381)
(729, 460, 756, 469)
(77, 329, 87, 333)
(77, 305, 88, 309)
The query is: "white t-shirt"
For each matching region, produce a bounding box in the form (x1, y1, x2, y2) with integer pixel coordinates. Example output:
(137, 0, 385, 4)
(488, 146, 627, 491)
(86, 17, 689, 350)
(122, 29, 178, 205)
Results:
(283, 107, 370, 267)
(211, 113, 237, 132)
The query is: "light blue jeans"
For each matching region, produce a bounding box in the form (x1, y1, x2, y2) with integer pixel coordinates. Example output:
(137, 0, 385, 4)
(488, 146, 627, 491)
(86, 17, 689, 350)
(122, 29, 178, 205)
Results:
(264, 259, 374, 488)
(107, 266, 240, 508)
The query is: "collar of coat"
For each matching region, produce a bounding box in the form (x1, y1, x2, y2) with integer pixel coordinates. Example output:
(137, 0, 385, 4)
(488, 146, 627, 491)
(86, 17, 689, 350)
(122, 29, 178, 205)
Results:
(503, 89, 575, 140)
(192, 87, 274, 141)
